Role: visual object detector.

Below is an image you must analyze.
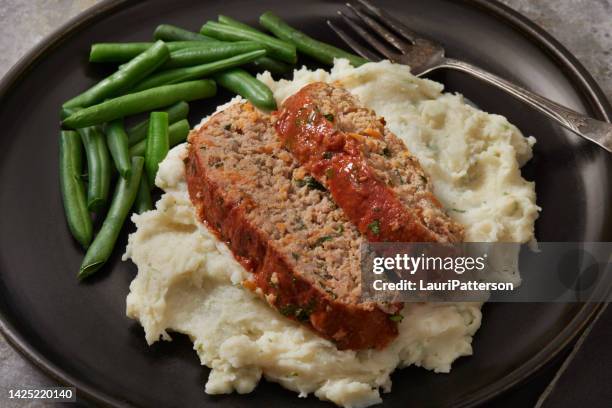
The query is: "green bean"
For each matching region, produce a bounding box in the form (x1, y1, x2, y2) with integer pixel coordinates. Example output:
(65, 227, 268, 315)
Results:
(164, 41, 264, 68)
(117, 42, 263, 70)
(128, 140, 146, 157)
(156, 21, 291, 74)
(215, 68, 276, 111)
(63, 80, 216, 129)
(60, 106, 76, 121)
(218, 15, 261, 32)
(129, 119, 190, 157)
(154, 24, 215, 42)
(64, 41, 170, 109)
(105, 119, 131, 178)
(90, 42, 152, 63)
(134, 176, 153, 214)
(65, 106, 120, 211)
(259, 12, 367, 67)
(78, 126, 111, 212)
(145, 112, 169, 187)
(201, 21, 297, 64)
(167, 42, 290, 75)
(169, 119, 191, 146)
(78, 156, 144, 280)
(89, 41, 222, 63)
(59, 130, 93, 249)
(133, 49, 265, 92)
(155, 24, 274, 69)
(245, 55, 292, 74)
(127, 101, 189, 146)
(216, 16, 293, 74)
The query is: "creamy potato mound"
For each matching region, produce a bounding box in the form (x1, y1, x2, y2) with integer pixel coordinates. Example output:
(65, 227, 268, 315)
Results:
(124, 60, 539, 407)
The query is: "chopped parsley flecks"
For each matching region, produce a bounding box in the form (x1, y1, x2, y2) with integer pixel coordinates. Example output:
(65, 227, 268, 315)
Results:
(311, 235, 333, 248)
(295, 176, 326, 191)
(394, 170, 404, 184)
(294, 217, 306, 230)
(389, 314, 404, 323)
(368, 219, 381, 235)
(323, 113, 334, 122)
(279, 300, 316, 322)
(295, 308, 311, 321)
(325, 287, 338, 299)
(279, 304, 297, 317)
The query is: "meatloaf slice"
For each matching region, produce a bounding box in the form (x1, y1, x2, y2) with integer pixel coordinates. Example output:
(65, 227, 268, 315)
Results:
(275, 82, 464, 243)
(185, 101, 401, 350)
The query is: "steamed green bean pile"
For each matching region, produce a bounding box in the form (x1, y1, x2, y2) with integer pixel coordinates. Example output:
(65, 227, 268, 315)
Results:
(59, 12, 365, 280)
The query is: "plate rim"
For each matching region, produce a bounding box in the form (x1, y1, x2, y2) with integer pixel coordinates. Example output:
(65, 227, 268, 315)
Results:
(0, 0, 609, 407)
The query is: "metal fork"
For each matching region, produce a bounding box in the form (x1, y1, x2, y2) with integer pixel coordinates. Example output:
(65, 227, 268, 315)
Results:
(328, 0, 612, 153)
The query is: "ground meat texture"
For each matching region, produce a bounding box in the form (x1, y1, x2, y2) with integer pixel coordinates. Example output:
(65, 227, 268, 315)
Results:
(185, 101, 401, 350)
(275, 82, 464, 243)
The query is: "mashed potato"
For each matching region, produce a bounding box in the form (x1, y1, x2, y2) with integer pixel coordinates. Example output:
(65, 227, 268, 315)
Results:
(125, 60, 539, 407)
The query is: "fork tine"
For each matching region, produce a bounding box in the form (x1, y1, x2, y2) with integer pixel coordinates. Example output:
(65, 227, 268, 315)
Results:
(327, 20, 380, 61)
(337, 10, 400, 62)
(345, 2, 409, 53)
(356, 0, 424, 43)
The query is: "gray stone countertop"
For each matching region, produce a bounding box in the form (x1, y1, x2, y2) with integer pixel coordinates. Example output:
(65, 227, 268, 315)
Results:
(0, 1, 610, 407)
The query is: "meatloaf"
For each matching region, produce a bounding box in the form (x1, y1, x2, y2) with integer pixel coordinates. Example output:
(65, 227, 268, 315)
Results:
(275, 82, 464, 243)
(185, 101, 401, 350)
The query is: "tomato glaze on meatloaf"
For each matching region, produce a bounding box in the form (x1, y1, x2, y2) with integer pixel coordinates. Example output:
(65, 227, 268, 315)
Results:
(185, 101, 401, 350)
(275, 82, 464, 243)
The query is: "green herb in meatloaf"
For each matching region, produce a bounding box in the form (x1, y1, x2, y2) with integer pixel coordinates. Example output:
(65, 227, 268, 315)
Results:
(368, 219, 381, 235)
(324, 287, 338, 300)
(294, 176, 326, 191)
(394, 169, 404, 184)
(389, 314, 404, 323)
(293, 216, 306, 230)
(279, 299, 317, 322)
(310, 235, 333, 248)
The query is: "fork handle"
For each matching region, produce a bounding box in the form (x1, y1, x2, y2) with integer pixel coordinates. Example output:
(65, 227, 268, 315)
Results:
(439, 58, 612, 153)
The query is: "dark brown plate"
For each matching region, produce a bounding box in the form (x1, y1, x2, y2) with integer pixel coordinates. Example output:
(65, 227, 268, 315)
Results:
(0, 0, 610, 407)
